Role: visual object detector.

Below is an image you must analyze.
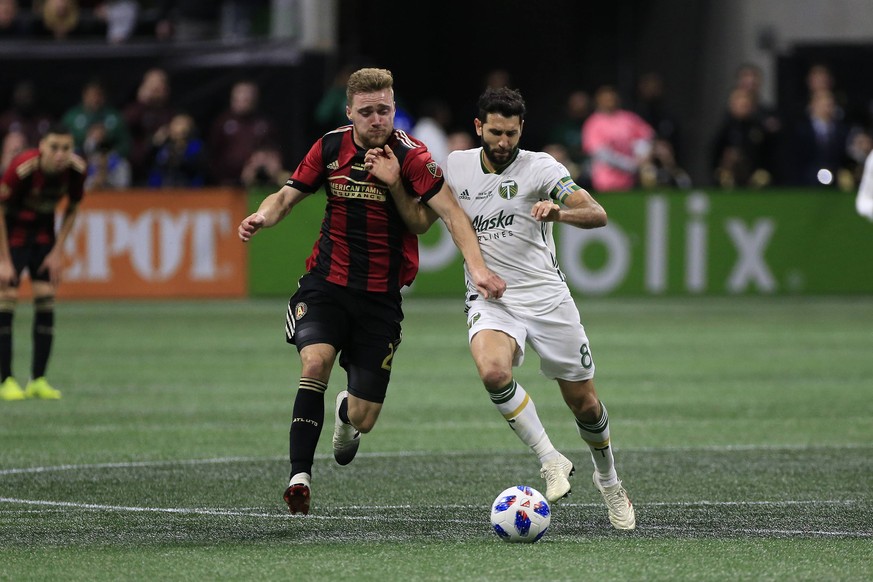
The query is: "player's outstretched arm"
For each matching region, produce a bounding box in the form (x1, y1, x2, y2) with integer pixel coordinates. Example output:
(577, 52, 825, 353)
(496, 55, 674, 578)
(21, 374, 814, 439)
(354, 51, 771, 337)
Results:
(239, 185, 309, 242)
(427, 184, 506, 299)
(365, 144, 503, 297)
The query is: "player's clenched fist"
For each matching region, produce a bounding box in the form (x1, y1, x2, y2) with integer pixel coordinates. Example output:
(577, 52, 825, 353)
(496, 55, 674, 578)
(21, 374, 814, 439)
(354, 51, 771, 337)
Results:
(239, 212, 266, 242)
(469, 265, 507, 300)
(531, 200, 561, 222)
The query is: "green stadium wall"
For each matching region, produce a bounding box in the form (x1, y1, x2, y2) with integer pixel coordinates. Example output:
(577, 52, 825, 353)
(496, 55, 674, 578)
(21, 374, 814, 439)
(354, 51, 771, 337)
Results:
(247, 189, 873, 297)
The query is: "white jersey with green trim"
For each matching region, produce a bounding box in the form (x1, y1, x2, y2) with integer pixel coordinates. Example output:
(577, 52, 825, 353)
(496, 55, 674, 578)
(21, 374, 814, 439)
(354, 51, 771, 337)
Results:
(446, 147, 577, 315)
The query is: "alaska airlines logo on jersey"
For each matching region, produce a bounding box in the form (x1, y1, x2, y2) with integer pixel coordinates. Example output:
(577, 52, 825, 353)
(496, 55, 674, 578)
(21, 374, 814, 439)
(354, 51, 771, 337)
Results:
(499, 180, 519, 200)
(471, 210, 515, 232)
(459, 189, 470, 200)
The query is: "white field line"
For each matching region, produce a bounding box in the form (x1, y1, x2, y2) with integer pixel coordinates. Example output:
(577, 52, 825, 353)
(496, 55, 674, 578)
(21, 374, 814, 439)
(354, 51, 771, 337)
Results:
(1, 497, 872, 538)
(1, 448, 871, 538)
(628, 525, 873, 538)
(2, 442, 872, 477)
(0, 497, 862, 512)
(0, 456, 272, 476)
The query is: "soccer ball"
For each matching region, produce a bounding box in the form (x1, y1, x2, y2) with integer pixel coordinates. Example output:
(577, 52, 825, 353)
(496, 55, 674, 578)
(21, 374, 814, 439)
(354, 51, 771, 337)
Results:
(490, 485, 551, 543)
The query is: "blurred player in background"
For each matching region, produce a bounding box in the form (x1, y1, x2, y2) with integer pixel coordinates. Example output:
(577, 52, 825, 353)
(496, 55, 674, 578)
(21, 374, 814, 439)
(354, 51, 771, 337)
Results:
(238, 68, 504, 515)
(369, 87, 635, 530)
(0, 123, 84, 401)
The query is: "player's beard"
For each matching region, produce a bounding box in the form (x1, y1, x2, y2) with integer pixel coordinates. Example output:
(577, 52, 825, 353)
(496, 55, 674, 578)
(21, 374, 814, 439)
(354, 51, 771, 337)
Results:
(481, 141, 516, 169)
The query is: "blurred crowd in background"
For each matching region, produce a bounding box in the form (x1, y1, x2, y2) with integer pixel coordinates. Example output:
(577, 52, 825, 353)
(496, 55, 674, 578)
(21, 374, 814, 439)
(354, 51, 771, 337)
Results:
(0, 0, 267, 43)
(2, 0, 872, 194)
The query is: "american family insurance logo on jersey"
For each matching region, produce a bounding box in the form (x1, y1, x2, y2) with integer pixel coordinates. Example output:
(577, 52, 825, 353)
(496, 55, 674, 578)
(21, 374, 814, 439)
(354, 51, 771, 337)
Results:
(55, 189, 247, 299)
(328, 179, 387, 202)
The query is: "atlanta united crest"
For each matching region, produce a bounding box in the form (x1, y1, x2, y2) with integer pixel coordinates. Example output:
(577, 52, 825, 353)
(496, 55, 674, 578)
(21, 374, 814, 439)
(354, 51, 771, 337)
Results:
(294, 302, 308, 320)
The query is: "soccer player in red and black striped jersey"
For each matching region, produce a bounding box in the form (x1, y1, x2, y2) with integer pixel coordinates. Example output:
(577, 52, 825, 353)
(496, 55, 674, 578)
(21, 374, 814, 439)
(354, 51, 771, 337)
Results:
(238, 68, 505, 514)
(0, 124, 85, 402)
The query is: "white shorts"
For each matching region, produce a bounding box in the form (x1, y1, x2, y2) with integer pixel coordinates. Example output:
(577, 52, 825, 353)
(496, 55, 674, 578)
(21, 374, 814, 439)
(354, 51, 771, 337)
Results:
(466, 296, 595, 381)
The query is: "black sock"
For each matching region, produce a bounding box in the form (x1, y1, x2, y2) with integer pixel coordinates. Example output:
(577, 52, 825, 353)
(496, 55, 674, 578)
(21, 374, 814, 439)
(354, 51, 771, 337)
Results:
(289, 378, 327, 479)
(32, 297, 54, 379)
(0, 308, 13, 381)
(338, 396, 350, 424)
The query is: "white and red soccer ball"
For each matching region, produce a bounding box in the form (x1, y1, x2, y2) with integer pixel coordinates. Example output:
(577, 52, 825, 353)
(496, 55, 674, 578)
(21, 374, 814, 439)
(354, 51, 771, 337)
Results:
(490, 485, 551, 543)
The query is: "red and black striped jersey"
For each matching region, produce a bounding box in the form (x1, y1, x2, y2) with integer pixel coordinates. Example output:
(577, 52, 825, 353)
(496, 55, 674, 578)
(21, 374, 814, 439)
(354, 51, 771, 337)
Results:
(287, 126, 444, 293)
(0, 149, 86, 247)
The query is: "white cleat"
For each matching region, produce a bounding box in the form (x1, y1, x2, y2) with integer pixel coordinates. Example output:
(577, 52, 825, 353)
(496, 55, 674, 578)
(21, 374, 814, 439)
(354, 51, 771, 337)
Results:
(332, 390, 360, 465)
(592, 472, 636, 530)
(539, 453, 575, 502)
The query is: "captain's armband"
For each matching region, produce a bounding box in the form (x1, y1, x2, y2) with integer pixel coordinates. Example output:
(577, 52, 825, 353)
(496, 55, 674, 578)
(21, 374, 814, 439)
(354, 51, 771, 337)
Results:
(549, 176, 582, 205)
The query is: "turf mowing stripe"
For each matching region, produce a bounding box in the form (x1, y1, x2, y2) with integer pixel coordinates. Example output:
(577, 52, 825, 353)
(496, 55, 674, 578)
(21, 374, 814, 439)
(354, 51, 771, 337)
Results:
(0, 498, 480, 524)
(641, 525, 873, 538)
(2, 442, 872, 476)
(1, 496, 865, 512)
(2, 497, 871, 538)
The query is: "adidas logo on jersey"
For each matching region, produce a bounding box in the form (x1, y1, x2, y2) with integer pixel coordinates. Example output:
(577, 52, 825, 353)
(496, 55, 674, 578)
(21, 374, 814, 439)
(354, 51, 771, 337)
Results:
(327, 160, 339, 170)
(459, 189, 470, 200)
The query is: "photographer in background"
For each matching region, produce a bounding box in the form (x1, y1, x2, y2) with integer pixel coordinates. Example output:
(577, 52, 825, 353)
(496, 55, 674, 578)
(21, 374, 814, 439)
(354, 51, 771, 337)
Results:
(240, 145, 288, 189)
(83, 121, 131, 190)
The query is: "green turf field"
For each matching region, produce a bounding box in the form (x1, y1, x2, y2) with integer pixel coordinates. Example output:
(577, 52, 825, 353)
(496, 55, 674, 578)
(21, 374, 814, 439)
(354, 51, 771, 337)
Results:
(1, 297, 871, 581)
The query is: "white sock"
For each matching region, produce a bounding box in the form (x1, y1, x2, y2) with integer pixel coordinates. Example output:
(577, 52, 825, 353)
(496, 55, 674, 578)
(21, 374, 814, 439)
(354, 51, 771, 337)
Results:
(490, 380, 559, 464)
(576, 401, 618, 486)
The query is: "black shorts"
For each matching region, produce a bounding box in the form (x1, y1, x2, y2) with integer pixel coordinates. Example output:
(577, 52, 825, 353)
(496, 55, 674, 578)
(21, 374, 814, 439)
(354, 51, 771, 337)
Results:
(10, 243, 53, 286)
(285, 274, 404, 403)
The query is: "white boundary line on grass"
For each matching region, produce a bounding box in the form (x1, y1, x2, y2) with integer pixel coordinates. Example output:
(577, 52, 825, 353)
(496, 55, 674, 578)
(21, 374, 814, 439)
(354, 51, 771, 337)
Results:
(2, 442, 872, 476)
(1, 497, 872, 538)
(0, 455, 271, 476)
(1, 449, 872, 538)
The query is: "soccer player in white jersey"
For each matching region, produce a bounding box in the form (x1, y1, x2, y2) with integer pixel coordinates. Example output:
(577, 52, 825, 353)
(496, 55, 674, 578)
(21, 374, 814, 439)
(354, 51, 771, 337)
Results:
(364, 87, 634, 530)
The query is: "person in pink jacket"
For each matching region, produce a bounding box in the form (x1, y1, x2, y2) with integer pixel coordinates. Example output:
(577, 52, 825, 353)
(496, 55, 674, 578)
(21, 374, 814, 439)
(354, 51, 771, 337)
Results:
(582, 85, 654, 191)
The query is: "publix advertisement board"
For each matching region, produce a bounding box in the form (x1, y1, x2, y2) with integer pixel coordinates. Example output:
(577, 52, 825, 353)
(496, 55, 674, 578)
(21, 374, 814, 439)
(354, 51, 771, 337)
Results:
(248, 189, 873, 297)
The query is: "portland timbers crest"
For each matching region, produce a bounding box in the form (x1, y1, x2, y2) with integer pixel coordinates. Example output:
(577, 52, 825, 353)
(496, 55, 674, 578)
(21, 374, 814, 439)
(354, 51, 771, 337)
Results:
(499, 180, 518, 200)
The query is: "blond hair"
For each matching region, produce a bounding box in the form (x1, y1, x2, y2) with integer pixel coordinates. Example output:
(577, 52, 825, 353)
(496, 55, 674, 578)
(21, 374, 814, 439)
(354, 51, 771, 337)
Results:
(346, 68, 394, 104)
(42, 0, 80, 38)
